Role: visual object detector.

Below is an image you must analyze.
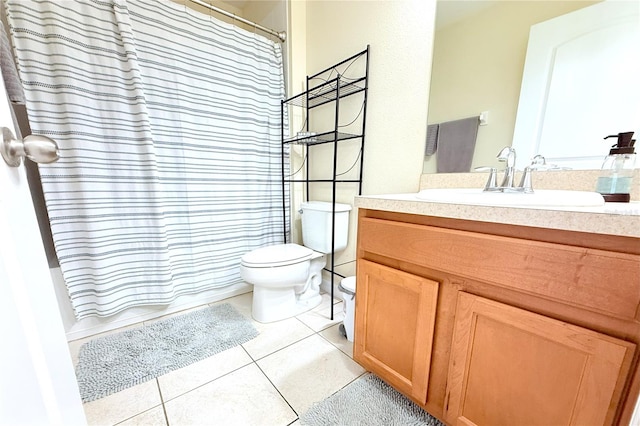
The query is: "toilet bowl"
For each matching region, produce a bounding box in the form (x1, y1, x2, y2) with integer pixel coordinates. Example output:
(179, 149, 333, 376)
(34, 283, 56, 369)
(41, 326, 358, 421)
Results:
(240, 243, 326, 323)
(240, 201, 351, 323)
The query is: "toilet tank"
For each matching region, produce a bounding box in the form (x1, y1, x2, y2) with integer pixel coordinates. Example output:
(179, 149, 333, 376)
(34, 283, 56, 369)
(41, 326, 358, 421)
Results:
(300, 201, 352, 254)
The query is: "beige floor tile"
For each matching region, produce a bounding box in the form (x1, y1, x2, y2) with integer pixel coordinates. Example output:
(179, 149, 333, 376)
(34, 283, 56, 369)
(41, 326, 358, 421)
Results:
(219, 291, 318, 360)
(117, 406, 167, 426)
(242, 316, 314, 360)
(83, 380, 162, 426)
(213, 292, 254, 318)
(257, 334, 365, 414)
(319, 323, 354, 358)
(296, 293, 344, 332)
(164, 363, 297, 426)
(157, 346, 253, 401)
(74, 291, 365, 425)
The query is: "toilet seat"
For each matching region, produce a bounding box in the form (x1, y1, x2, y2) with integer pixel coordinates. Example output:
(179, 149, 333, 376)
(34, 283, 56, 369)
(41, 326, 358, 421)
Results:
(241, 243, 313, 268)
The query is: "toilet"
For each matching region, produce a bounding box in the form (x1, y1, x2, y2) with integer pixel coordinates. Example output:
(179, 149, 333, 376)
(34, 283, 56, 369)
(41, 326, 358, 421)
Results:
(240, 201, 351, 323)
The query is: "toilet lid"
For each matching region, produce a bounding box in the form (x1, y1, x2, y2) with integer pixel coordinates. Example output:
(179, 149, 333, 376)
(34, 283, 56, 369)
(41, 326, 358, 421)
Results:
(340, 276, 356, 294)
(241, 243, 313, 267)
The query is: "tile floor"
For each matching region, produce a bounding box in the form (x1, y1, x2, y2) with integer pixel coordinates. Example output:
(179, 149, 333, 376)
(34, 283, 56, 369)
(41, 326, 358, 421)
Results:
(68, 292, 366, 426)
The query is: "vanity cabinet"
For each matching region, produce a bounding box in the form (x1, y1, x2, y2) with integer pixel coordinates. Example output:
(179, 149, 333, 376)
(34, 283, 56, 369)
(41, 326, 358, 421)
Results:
(353, 208, 640, 426)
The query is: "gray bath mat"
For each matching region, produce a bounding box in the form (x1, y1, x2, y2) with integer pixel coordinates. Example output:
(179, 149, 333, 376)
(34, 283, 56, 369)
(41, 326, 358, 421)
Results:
(300, 373, 444, 426)
(75, 303, 258, 402)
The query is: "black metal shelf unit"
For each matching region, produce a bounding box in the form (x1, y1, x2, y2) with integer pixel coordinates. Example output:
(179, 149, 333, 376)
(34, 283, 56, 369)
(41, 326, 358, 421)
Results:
(280, 46, 370, 320)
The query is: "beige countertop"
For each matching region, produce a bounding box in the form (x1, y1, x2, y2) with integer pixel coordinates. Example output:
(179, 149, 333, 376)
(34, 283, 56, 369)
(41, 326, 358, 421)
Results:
(355, 193, 640, 239)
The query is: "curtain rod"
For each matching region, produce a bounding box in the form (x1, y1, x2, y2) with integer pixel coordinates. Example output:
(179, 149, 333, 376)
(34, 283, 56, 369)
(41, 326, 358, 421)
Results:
(187, 0, 286, 42)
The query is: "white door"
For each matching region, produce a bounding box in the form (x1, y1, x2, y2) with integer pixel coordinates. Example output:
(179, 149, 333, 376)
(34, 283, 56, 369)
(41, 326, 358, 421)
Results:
(512, 0, 640, 170)
(0, 72, 85, 423)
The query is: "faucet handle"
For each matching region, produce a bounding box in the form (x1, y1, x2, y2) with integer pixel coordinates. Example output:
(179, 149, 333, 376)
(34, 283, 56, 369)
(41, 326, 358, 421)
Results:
(530, 154, 546, 167)
(474, 166, 499, 191)
(528, 154, 568, 171)
(518, 167, 535, 193)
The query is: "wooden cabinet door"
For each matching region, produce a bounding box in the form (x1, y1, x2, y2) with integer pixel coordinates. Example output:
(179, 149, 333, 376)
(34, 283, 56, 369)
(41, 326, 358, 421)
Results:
(445, 292, 635, 426)
(354, 259, 439, 404)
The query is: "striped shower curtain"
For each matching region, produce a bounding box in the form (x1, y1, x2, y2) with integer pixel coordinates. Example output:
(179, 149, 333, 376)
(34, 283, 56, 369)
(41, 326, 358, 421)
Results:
(6, 0, 288, 319)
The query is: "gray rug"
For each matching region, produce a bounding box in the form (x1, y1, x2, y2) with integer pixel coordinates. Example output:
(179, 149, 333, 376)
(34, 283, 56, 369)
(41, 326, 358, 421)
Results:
(75, 303, 258, 402)
(300, 373, 444, 426)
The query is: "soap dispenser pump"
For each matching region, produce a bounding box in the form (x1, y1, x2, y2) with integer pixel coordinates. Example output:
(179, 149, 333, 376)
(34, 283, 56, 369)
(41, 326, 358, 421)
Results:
(595, 131, 636, 202)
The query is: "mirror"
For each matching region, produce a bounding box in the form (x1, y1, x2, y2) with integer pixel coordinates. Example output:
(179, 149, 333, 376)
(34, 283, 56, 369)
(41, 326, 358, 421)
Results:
(423, 0, 639, 173)
(511, 0, 640, 170)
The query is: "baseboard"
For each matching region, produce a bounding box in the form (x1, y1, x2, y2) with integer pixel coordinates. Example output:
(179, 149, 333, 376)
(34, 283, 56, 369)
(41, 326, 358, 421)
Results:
(321, 275, 346, 302)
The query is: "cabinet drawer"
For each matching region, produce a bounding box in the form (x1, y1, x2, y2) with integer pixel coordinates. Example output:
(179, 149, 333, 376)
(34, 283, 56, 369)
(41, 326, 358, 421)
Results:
(358, 217, 640, 319)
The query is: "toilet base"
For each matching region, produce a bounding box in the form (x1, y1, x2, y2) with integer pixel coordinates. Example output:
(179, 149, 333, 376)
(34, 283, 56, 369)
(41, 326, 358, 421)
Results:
(252, 286, 322, 323)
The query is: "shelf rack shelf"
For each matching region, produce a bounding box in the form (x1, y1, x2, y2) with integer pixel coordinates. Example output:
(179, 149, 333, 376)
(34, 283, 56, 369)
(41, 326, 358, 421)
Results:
(280, 46, 370, 320)
(284, 131, 361, 146)
(285, 76, 367, 109)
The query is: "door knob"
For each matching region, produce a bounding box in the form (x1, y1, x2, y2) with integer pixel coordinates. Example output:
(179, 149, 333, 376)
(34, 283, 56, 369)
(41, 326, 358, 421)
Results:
(1, 126, 59, 167)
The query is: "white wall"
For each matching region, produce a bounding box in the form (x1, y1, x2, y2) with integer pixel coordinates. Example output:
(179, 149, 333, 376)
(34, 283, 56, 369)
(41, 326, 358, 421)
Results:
(303, 0, 435, 196)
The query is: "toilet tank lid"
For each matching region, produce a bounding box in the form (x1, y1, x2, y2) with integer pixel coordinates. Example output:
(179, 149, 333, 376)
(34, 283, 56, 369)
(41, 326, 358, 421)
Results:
(300, 201, 352, 213)
(241, 243, 313, 267)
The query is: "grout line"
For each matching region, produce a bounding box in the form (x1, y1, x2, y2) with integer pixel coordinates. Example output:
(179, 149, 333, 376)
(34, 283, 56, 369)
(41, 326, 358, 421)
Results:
(250, 332, 316, 363)
(156, 379, 171, 426)
(159, 357, 254, 404)
(253, 359, 300, 419)
(152, 297, 343, 403)
(240, 341, 257, 363)
(85, 293, 355, 425)
(316, 328, 354, 359)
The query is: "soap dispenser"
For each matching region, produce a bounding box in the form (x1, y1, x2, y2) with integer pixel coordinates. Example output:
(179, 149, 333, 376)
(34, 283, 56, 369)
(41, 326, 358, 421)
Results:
(595, 131, 636, 202)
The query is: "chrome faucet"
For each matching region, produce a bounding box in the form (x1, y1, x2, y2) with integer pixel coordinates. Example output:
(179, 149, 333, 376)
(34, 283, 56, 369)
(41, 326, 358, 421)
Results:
(477, 147, 534, 193)
(497, 146, 516, 188)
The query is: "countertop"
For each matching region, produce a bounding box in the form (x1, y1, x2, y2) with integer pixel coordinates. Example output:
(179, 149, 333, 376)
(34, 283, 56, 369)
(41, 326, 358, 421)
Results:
(355, 193, 640, 239)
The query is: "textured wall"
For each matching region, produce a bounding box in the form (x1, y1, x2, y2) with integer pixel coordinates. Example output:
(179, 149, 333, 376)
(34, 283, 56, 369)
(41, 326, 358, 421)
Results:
(289, 0, 437, 277)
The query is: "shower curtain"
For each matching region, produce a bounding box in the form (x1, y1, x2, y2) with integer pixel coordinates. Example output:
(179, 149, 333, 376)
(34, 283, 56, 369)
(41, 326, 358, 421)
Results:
(6, 0, 288, 319)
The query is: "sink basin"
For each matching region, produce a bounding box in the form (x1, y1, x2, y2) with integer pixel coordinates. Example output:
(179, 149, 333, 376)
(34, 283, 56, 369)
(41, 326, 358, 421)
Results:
(415, 188, 605, 208)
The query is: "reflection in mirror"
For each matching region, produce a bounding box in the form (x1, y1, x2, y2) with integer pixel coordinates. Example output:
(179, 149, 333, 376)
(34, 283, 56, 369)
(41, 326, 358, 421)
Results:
(423, 0, 603, 174)
(512, 0, 640, 170)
